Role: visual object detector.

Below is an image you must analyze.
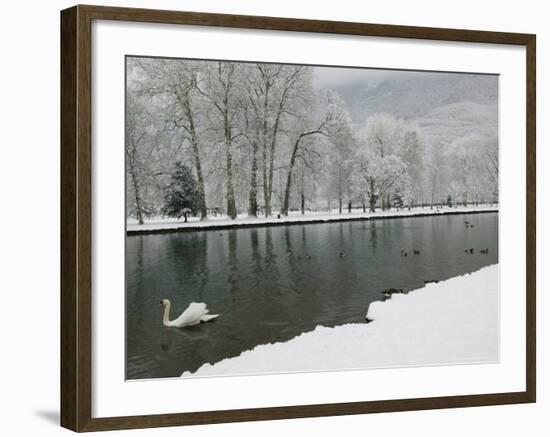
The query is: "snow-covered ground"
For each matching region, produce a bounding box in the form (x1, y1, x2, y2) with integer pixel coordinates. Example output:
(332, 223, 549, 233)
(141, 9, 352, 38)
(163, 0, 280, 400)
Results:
(128, 204, 498, 233)
(182, 264, 499, 377)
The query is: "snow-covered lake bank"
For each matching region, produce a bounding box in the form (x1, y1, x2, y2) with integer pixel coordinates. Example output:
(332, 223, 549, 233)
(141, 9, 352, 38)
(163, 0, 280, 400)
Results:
(182, 264, 499, 377)
(127, 205, 498, 234)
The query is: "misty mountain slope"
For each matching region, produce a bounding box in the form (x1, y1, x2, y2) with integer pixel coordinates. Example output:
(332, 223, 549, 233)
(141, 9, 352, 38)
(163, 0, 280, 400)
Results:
(330, 73, 498, 126)
(417, 101, 498, 146)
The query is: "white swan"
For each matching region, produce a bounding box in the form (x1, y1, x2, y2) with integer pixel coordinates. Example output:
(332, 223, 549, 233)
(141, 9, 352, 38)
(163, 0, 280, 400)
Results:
(160, 299, 219, 328)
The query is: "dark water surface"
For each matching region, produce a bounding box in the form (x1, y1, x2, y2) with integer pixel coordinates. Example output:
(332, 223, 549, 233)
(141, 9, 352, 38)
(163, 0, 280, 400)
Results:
(126, 212, 498, 379)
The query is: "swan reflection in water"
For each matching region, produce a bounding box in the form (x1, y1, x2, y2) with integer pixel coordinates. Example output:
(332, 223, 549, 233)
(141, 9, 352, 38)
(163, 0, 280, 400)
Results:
(161, 325, 210, 352)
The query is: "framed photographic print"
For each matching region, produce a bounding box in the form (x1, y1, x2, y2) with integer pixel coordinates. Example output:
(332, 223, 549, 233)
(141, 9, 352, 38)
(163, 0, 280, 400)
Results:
(60, 4, 536, 432)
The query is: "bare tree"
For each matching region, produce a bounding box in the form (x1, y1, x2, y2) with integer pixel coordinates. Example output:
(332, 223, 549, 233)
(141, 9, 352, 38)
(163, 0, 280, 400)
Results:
(131, 58, 209, 219)
(362, 113, 403, 158)
(125, 91, 168, 224)
(125, 96, 147, 224)
(199, 62, 243, 219)
(242, 65, 285, 216)
(484, 137, 499, 203)
(281, 122, 328, 215)
(281, 90, 353, 216)
(427, 143, 445, 208)
(398, 130, 424, 207)
(357, 152, 408, 212)
(361, 114, 406, 209)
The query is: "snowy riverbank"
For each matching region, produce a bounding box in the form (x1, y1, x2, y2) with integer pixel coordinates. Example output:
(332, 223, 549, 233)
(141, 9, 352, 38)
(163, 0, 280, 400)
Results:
(128, 204, 498, 234)
(182, 264, 499, 377)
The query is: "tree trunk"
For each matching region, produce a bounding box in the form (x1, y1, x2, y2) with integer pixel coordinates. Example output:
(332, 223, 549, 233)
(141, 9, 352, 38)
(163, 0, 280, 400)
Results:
(130, 169, 144, 225)
(225, 144, 237, 219)
(267, 147, 275, 216)
(369, 179, 376, 213)
(348, 201, 352, 213)
(282, 130, 324, 215)
(188, 116, 207, 220)
(265, 107, 282, 218)
(208, 64, 237, 220)
(261, 82, 272, 218)
(248, 140, 259, 216)
(223, 111, 237, 219)
(281, 145, 297, 215)
(262, 145, 270, 217)
(180, 95, 208, 220)
(127, 154, 144, 225)
(300, 192, 305, 215)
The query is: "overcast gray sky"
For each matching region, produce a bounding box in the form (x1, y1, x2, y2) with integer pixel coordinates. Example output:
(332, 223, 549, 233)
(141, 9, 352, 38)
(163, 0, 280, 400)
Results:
(313, 66, 400, 88)
(312, 66, 495, 89)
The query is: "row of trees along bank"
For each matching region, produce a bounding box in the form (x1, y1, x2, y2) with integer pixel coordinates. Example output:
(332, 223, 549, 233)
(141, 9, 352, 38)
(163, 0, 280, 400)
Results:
(126, 58, 498, 224)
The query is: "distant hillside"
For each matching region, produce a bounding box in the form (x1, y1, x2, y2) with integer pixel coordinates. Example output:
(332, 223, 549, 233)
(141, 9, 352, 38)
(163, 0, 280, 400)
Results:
(328, 72, 498, 129)
(417, 101, 498, 146)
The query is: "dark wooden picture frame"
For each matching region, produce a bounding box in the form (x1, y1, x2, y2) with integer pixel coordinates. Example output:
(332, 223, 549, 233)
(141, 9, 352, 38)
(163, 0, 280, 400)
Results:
(60, 4, 536, 432)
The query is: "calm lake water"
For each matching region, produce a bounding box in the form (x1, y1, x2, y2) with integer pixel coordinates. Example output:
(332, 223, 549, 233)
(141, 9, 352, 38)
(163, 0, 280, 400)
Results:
(126, 212, 498, 379)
